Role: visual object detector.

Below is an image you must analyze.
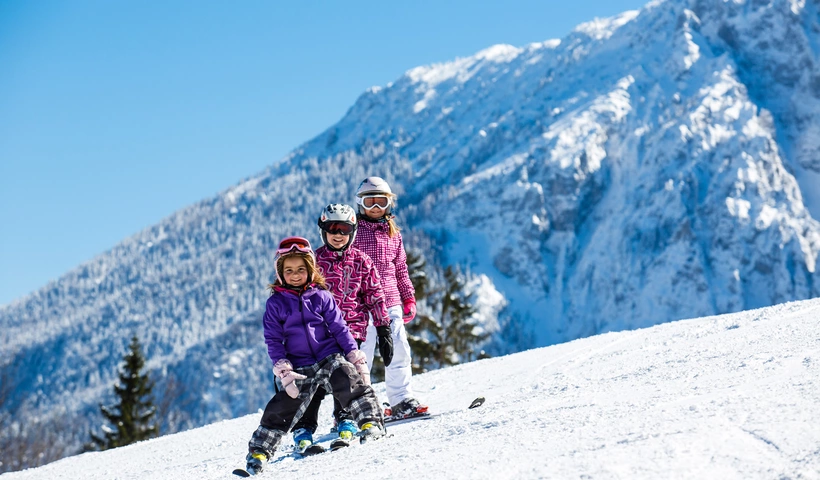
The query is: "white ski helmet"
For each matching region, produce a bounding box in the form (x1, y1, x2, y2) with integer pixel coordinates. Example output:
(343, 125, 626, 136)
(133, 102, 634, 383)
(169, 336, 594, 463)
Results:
(317, 203, 358, 251)
(355, 176, 395, 214)
(356, 176, 393, 196)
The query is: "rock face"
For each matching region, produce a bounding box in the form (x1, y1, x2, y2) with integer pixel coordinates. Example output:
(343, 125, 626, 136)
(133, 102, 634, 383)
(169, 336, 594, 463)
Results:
(299, 0, 820, 344)
(2, 0, 819, 467)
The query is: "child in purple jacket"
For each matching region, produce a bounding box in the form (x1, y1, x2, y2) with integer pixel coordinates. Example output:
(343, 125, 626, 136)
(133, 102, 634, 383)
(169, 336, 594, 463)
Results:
(290, 204, 394, 445)
(243, 236, 385, 476)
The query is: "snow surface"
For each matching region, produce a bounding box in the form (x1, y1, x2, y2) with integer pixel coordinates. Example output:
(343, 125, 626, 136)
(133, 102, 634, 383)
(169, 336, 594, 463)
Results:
(4, 299, 818, 480)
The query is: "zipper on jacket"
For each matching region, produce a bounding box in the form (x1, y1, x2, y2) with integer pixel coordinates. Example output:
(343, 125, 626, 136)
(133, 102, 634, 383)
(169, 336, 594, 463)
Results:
(299, 291, 318, 361)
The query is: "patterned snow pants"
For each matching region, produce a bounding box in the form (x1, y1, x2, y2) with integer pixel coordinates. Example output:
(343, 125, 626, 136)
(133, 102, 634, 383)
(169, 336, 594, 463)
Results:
(248, 352, 383, 456)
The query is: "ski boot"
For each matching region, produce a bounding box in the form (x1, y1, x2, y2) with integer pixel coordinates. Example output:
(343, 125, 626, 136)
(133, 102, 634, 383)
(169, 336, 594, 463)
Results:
(293, 427, 327, 456)
(337, 419, 358, 441)
(292, 427, 314, 452)
(390, 398, 428, 419)
(358, 422, 385, 444)
(245, 450, 268, 475)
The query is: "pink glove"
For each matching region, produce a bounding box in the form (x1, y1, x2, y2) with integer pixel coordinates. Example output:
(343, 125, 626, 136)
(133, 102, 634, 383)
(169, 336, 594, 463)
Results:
(402, 299, 416, 323)
(346, 350, 371, 386)
(273, 359, 307, 399)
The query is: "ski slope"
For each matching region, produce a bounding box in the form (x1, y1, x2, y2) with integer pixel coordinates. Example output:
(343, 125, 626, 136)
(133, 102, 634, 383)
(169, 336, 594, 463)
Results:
(4, 299, 819, 479)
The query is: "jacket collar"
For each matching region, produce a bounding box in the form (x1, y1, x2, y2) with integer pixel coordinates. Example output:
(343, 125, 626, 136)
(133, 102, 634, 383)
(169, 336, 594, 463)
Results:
(274, 283, 317, 296)
(357, 213, 393, 224)
(357, 214, 391, 231)
(317, 245, 349, 260)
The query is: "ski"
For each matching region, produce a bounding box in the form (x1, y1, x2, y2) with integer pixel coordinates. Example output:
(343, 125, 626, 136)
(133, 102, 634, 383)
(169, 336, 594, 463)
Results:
(278, 431, 337, 454)
(384, 396, 485, 425)
(383, 411, 433, 425)
(268, 437, 351, 464)
(329, 438, 350, 451)
(232, 468, 251, 477)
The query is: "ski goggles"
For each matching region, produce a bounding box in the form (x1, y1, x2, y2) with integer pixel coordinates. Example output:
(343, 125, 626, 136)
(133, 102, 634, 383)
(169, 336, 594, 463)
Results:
(321, 221, 356, 235)
(358, 195, 392, 210)
(276, 236, 313, 256)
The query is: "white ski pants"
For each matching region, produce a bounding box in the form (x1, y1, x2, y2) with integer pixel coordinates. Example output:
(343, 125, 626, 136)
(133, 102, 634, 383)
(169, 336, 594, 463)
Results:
(361, 305, 414, 406)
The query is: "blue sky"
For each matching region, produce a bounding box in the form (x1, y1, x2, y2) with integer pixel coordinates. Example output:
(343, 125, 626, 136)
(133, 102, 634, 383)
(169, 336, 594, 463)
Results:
(0, 0, 648, 306)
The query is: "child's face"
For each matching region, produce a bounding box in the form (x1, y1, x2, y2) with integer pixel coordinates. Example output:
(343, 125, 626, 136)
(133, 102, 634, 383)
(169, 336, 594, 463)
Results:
(363, 205, 386, 220)
(327, 233, 350, 250)
(282, 256, 309, 287)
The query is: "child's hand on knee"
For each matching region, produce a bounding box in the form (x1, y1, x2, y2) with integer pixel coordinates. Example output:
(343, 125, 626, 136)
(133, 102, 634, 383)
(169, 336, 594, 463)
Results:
(345, 350, 371, 386)
(273, 359, 307, 398)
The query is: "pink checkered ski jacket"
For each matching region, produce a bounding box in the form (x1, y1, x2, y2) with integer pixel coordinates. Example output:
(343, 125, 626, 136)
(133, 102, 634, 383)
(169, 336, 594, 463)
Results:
(315, 245, 391, 341)
(352, 216, 415, 310)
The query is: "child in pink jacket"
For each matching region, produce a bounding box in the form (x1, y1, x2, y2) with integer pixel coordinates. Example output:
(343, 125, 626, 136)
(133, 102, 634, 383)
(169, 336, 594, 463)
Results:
(353, 177, 427, 418)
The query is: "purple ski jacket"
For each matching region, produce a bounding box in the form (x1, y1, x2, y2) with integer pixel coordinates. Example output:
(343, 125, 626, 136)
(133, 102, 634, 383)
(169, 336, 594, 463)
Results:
(262, 285, 358, 368)
(353, 217, 415, 309)
(315, 245, 390, 341)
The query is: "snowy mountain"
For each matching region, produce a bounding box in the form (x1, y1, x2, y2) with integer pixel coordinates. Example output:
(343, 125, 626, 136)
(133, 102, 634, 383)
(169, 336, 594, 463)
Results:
(3, 0, 820, 471)
(4, 298, 819, 479)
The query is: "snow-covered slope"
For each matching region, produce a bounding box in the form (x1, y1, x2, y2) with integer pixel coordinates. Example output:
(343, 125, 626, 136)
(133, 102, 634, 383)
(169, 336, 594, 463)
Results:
(4, 298, 819, 480)
(3, 0, 820, 469)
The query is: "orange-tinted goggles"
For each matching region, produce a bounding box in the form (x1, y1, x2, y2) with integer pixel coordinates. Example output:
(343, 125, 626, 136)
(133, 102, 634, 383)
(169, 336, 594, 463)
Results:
(277, 236, 312, 255)
(360, 195, 391, 210)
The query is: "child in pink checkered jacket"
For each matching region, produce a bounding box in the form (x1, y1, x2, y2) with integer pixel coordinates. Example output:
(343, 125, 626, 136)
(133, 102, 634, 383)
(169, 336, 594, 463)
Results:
(353, 176, 428, 419)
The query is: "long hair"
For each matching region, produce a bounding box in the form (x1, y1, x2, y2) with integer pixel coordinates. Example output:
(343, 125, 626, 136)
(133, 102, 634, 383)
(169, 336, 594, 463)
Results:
(383, 192, 401, 237)
(385, 212, 401, 238)
(268, 252, 327, 293)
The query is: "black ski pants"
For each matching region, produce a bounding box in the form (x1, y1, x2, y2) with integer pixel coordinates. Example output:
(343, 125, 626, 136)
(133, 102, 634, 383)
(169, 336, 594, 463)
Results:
(248, 352, 381, 456)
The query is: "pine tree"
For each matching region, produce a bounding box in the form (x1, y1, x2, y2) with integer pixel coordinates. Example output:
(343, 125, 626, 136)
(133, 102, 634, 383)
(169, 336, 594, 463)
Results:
(406, 248, 428, 300)
(433, 265, 488, 367)
(404, 250, 438, 374)
(88, 335, 158, 451)
(404, 250, 490, 371)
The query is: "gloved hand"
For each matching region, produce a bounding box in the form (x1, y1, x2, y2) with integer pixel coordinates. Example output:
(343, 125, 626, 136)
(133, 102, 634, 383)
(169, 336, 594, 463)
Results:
(376, 325, 394, 367)
(273, 359, 306, 399)
(346, 349, 371, 386)
(402, 299, 416, 323)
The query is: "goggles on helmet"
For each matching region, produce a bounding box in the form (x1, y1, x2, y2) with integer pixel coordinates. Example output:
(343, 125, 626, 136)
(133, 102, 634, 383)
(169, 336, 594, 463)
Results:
(358, 195, 391, 210)
(321, 221, 355, 235)
(276, 236, 313, 256)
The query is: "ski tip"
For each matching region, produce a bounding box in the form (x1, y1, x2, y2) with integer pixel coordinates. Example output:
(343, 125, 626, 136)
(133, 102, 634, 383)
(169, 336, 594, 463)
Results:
(232, 468, 251, 477)
(469, 396, 486, 409)
(297, 444, 328, 456)
(330, 439, 350, 451)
